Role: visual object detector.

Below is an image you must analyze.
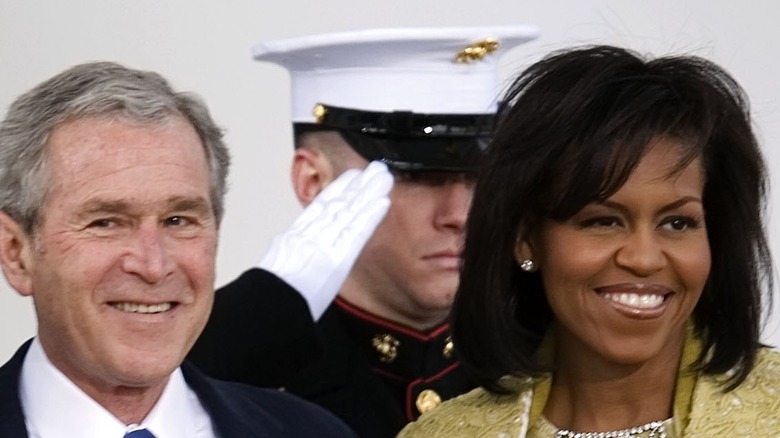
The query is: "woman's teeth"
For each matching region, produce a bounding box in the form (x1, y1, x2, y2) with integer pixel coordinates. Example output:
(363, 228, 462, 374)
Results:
(603, 293, 664, 309)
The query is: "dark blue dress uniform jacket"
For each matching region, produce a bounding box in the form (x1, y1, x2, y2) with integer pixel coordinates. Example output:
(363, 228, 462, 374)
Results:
(188, 268, 476, 438)
(0, 340, 356, 437)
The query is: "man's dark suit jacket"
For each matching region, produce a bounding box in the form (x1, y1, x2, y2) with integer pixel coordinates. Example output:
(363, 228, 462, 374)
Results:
(0, 340, 356, 437)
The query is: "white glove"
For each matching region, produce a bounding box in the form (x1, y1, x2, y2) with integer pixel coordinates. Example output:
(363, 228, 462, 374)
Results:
(258, 161, 393, 320)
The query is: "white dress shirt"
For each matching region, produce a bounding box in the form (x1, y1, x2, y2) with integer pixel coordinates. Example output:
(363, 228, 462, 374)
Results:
(19, 338, 216, 438)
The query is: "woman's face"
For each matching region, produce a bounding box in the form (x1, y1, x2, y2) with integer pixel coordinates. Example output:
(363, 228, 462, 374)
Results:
(519, 138, 710, 365)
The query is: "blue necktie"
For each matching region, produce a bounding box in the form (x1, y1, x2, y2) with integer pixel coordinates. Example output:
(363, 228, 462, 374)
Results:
(124, 429, 157, 438)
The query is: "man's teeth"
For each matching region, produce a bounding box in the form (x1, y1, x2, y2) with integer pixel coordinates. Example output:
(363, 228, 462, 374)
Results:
(112, 302, 172, 314)
(603, 293, 663, 309)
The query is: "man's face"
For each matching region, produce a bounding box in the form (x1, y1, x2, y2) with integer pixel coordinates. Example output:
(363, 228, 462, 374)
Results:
(23, 116, 217, 396)
(343, 168, 474, 330)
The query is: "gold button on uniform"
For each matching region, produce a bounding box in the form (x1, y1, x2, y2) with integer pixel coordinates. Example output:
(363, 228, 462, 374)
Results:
(372, 334, 400, 363)
(442, 336, 454, 359)
(415, 389, 442, 414)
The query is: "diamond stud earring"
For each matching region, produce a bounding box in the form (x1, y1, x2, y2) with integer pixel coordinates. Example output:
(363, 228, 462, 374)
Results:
(519, 259, 535, 272)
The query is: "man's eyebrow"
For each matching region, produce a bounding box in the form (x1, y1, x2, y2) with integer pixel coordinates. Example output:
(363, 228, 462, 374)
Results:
(79, 199, 132, 215)
(76, 197, 212, 216)
(165, 196, 213, 215)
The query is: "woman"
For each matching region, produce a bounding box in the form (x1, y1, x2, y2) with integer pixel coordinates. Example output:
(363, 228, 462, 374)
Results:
(399, 46, 780, 437)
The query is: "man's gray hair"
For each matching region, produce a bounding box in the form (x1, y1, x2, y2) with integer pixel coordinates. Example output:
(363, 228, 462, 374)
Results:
(0, 61, 230, 234)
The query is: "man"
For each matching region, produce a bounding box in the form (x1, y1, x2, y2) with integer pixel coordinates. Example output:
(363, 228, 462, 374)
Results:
(189, 26, 540, 437)
(0, 62, 353, 437)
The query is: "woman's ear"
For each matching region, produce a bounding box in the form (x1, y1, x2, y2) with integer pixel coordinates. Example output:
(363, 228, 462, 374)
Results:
(0, 211, 34, 296)
(514, 233, 539, 272)
(291, 147, 335, 207)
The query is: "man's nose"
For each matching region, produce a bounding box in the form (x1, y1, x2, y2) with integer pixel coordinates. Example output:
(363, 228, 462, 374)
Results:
(434, 178, 474, 231)
(121, 223, 176, 283)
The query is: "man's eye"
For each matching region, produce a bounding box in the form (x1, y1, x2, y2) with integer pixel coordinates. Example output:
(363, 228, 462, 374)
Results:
(165, 216, 191, 227)
(392, 171, 467, 186)
(87, 219, 115, 228)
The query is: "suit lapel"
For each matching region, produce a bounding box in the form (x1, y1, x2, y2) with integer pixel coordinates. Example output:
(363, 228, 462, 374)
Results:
(0, 341, 295, 438)
(0, 340, 33, 438)
(181, 361, 282, 437)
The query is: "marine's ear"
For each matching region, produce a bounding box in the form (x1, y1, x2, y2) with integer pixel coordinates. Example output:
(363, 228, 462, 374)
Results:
(291, 147, 336, 207)
(0, 211, 34, 296)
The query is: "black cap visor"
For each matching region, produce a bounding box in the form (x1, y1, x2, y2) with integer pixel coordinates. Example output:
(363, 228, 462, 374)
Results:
(294, 104, 494, 173)
(339, 131, 488, 172)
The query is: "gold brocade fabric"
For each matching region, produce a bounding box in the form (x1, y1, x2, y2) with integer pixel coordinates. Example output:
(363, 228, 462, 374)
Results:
(685, 349, 780, 437)
(398, 346, 780, 437)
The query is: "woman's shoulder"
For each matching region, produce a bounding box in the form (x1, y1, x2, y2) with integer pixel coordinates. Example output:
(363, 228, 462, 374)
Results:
(728, 347, 780, 392)
(756, 346, 780, 369)
(398, 377, 535, 437)
(685, 347, 780, 437)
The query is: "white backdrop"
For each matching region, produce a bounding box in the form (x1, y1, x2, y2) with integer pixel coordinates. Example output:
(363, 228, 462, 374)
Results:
(1, 0, 779, 363)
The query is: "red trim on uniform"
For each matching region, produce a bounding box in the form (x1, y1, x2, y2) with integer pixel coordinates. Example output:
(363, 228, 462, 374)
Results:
(371, 366, 407, 382)
(334, 297, 449, 340)
(404, 361, 461, 421)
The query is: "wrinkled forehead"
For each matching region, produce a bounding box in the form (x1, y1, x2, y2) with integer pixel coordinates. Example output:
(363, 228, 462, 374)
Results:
(43, 116, 210, 200)
(48, 113, 201, 157)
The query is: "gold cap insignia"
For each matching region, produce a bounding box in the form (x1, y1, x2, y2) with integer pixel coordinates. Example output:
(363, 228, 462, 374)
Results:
(313, 103, 328, 123)
(454, 37, 500, 64)
(416, 389, 443, 414)
(372, 334, 400, 363)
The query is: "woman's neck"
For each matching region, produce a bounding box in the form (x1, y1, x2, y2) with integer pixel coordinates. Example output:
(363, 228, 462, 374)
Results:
(543, 328, 684, 433)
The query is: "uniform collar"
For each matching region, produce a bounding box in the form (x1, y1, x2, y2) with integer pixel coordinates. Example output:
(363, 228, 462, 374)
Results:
(333, 297, 457, 379)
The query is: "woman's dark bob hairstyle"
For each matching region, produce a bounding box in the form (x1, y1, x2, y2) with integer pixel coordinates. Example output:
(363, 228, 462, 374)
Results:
(453, 45, 772, 392)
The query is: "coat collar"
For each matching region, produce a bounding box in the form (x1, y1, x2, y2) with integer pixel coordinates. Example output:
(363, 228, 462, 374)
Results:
(0, 339, 283, 438)
(333, 297, 456, 379)
(0, 340, 31, 438)
(180, 361, 284, 437)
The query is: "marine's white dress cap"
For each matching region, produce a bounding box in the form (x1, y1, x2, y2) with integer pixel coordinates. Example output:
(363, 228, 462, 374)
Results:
(252, 26, 540, 172)
(253, 25, 540, 122)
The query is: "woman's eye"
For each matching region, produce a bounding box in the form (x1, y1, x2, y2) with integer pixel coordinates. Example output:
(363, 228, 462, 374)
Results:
(661, 216, 700, 231)
(579, 216, 621, 228)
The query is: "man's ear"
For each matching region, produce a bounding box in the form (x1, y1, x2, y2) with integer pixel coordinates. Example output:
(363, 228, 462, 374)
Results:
(291, 147, 335, 207)
(0, 211, 34, 296)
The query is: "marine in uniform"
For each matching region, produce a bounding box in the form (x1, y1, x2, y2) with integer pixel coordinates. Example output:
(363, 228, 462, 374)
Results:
(188, 26, 540, 438)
